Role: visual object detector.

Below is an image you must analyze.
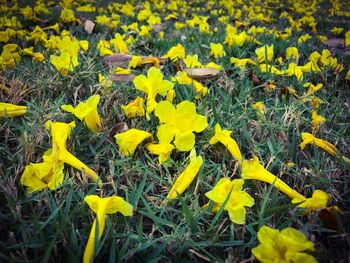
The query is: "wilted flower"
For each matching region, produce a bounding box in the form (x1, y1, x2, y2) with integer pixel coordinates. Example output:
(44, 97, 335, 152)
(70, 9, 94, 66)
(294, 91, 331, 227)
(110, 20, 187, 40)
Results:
(205, 178, 254, 224)
(252, 226, 316, 263)
(20, 149, 64, 193)
(209, 123, 242, 164)
(114, 129, 153, 156)
(61, 95, 102, 132)
(121, 96, 145, 119)
(45, 121, 101, 186)
(0, 102, 27, 117)
(83, 195, 133, 263)
(167, 148, 203, 198)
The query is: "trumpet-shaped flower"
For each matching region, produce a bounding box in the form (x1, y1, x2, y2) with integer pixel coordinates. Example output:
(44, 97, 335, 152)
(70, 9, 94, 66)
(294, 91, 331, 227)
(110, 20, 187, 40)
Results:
(163, 43, 185, 61)
(252, 101, 266, 116)
(154, 100, 208, 151)
(291, 190, 331, 214)
(110, 33, 128, 54)
(114, 129, 153, 156)
(304, 82, 323, 95)
(241, 156, 305, 200)
(209, 124, 242, 165)
(209, 43, 225, 58)
(0, 102, 27, 117)
(20, 149, 64, 193)
(252, 226, 316, 263)
(133, 67, 174, 113)
(205, 178, 254, 224)
(230, 57, 257, 68)
(183, 54, 202, 68)
(121, 96, 145, 119)
(61, 95, 102, 132)
(311, 111, 326, 129)
(286, 47, 299, 60)
(255, 45, 274, 63)
(50, 52, 78, 76)
(83, 195, 133, 263)
(299, 132, 337, 156)
(45, 120, 102, 186)
(146, 143, 175, 164)
(167, 148, 203, 198)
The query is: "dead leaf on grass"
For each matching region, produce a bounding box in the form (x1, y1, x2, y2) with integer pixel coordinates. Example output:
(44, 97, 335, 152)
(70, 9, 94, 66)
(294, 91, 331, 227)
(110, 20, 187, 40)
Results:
(110, 74, 135, 82)
(84, 20, 95, 34)
(183, 67, 220, 80)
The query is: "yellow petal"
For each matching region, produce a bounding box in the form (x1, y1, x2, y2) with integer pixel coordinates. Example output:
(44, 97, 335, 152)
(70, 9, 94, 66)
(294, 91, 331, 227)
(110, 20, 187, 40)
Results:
(114, 129, 153, 156)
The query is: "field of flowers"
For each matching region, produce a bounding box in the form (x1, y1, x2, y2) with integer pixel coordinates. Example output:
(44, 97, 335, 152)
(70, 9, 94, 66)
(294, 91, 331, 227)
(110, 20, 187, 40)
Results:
(1, 0, 350, 262)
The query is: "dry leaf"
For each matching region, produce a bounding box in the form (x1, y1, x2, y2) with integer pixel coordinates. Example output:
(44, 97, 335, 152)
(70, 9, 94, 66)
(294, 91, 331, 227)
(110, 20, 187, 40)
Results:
(84, 20, 95, 34)
(152, 24, 165, 32)
(110, 74, 135, 82)
(103, 54, 168, 68)
(247, 70, 261, 85)
(183, 68, 220, 80)
(323, 38, 345, 48)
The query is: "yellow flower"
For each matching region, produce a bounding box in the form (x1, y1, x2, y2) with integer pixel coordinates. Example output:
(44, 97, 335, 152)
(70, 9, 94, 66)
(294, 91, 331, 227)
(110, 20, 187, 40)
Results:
(61, 95, 102, 132)
(50, 52, 78, 76)
(114, 67, 131, 74)
(114, 129, 153, 156)
(252, 226, 316, 263)
(205, 178, 254, 224)
(183, 54, 202, 68)
(146, 143, 175, 164)
(128, 56, 143, 68)
(98, 74, 112, 89)
(285, 47, 298, 60)
(60, 8, 79, 23)
(154, 100, 208, 152)
(330, 27, 343, 35)
(45, 121, 102, 186)
(252, 101, 266, 116)
(241, 156, 305, 200)
(303, 82, 323, 95)
(0, 102, 27, 117)
(172, 71, 193, 85)
(1, 43, 21, 69)
(255, 45, 274, 63)
(297, 34, 312, 44)
(163, 43, 185, 61)
(133, 67, 174, 113)
(20, 149, 64, 193)
(346, 69, 350, 80)
(345, 31, 350, 47)
(292, 190, 331, 214)
(205, 61, 222, 70)
(311, 111, 326, 129)
(209, 123, 242, 165)
(209, 43, 225, 58)
(193, 80, 208, 99)
(167, 148, 203, 198)
(121, 96, 145, 119)
(299, 132, 337, 156)
(110, 33, 128, 54)
(320, 49, 337, 68)
(83, 195, 133, 263)
(230, 57, 257, 68)
(285, 63, 304, 80)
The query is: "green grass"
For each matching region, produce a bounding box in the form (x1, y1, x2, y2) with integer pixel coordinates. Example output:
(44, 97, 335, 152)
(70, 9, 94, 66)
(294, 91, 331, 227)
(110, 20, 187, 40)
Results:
(1, 0, 350, 262)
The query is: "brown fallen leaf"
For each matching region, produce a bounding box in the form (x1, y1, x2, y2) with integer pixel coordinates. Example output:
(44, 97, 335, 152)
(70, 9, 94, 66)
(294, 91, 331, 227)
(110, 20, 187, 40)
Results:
(109, 122, 128, 137)
(151, 24, 165, 32)
(109, 74, 135, 82)
(247, 70, 261, 85)
(323, 38, 345, 48)
(183, 68, 220, 80)
(84, 20, 95, 34)
(103, 54, 168, 68)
